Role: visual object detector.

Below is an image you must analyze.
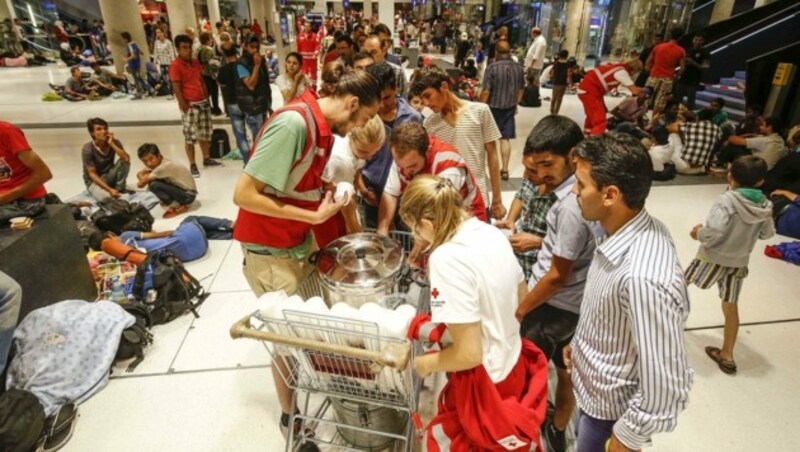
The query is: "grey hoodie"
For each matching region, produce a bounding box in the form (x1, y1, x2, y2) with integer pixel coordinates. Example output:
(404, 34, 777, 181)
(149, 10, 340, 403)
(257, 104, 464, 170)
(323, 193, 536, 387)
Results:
(697, 190, 775, 268)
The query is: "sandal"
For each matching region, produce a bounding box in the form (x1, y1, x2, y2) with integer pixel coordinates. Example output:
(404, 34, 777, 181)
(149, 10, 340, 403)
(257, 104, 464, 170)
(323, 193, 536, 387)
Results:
(705, 346, 737, 374)
(500, 170, 509, 181)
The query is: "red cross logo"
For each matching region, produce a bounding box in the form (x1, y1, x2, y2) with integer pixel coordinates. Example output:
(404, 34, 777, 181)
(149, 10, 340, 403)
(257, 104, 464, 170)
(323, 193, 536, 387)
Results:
(431, 288, 439, 299)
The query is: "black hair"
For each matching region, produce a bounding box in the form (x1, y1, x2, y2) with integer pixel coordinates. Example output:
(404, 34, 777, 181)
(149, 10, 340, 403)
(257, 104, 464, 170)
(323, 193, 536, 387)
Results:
(221, 44, 238, 58)
(334, 70, 381, 107)
(121, 31, 131, 41)
(174, 34, 193, 48)
(652, 126, 670, 146)
(286, 51, 303, 64)
(572, 132, 653, 210)
(372, 23, 392, 38)
(712, 97, 726, 108)
(353, 51, 372, 63)
(408, 81, 424, 99)
(245, 34, 261, 46)
(558, 49, 569, 59)
(762, 116, 784, 135)
(86, 117, 108, 134)
(137, 143, 162, 159)
(746, 104, 762, 115)
(731, 155, 768, 188)
(670, 27, 684, 41)
(335, 34, 355, 47)
(410, 65, 450, 94)
(523, 115, 584, 158)
(698, 108, 715, 121)
(693, 32, 705, 39)
(365, 62, 397, 91)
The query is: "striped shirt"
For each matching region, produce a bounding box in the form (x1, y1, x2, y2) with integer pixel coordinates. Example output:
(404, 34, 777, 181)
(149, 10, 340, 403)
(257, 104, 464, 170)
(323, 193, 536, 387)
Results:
(571, 209, 693, 449)
(483, 57, 525, 109)
(424, 102, 502, 204)
(153, 39, 176, 66)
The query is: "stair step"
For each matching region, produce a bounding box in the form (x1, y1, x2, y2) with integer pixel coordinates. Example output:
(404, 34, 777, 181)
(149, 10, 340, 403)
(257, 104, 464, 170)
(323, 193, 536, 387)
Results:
(696, 90, 746, 109)
(720, 77, 746, 87)
(695, 99, 745, 122)
(734, 70, 747, 79)
(703, 84, 745, 99)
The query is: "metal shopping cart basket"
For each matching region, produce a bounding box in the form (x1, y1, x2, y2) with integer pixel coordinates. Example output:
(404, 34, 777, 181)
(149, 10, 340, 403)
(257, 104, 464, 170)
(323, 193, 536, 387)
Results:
(230, 230, 429, 451)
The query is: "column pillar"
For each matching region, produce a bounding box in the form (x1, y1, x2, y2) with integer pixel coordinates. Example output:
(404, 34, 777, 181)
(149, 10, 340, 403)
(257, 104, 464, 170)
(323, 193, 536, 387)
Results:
(98, 0, 149, 74)
(207, 0, 221, 31)
(363, 1, 372, 22)
(564, 0, 587, 59)
(0, 0, 15, 21)
(313, 0, 326, 13)
(249, 0, 265, 27)
(378, 0, 393, 28)
(166, 0, 198, 38)
(709, 0, 735, 24)
(754, 0, 774, 7)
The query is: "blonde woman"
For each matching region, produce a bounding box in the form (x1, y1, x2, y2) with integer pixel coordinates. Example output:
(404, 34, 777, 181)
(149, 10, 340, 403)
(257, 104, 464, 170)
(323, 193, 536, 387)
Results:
(319, 115, 385, 235)
(399, 175, 547, 451)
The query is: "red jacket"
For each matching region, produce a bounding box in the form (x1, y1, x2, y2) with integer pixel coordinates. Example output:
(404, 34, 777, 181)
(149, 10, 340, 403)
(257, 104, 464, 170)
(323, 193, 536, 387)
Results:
(578, 63, 629, 97)
(233, 91, 333, 248)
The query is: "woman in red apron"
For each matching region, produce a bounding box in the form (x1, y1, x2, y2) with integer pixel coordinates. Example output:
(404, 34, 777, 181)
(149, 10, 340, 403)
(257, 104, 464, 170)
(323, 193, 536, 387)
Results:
(400, 175, 549, 451)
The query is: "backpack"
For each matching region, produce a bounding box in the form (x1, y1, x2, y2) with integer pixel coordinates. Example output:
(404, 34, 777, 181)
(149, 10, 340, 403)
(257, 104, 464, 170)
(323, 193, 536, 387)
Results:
(114, 302, 154, 372)
(198, 46, 221, 80)
(90, 198, 154, 235)
(210, 129, 231, 159)
(132, 250, 209, 326)
(0, 389, 45, 452)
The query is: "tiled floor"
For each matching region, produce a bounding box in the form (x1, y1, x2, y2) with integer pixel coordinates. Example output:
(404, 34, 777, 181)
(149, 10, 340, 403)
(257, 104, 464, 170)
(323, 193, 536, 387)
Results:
(3, 63, 799, 451)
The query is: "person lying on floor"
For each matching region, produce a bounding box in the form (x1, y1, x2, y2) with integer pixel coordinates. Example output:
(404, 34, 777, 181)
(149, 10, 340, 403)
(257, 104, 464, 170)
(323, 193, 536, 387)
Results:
(97, 215, 234, 264)
(136, 143, 197, 218)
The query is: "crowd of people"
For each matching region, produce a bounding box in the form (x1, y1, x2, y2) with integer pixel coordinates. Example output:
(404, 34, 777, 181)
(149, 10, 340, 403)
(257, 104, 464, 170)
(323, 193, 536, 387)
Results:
(2, 8, 800, 452)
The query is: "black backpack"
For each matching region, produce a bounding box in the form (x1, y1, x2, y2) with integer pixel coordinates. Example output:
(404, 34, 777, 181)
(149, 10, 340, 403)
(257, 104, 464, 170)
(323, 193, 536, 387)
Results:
(132, 250, 209, 326)
(114, 302, 154, 372)
(0, 389, 44, 452)
(210, 129, 231, 159)
(90, 198, 154, 235)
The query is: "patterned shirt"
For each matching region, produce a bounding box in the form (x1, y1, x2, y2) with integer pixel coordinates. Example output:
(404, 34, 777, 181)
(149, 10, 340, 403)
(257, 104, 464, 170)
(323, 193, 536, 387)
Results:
(679, 120, 722, 167)
(513, 178, 556, 280)
(153, 39, 176, 66)
(483, 57, 525, 109)
(572, 210, 693, 449)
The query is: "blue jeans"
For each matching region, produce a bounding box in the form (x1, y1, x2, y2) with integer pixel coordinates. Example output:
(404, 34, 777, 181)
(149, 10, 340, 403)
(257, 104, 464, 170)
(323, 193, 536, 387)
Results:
(183, 215, 234, 240)
(0, 271, 22, 374)
(575, 410, 616, 452)
(227, 103, 264, 165)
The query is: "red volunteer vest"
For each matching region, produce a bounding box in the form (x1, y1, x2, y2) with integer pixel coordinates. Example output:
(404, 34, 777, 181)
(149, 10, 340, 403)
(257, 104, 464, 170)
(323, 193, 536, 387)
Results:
(578, 63, 628, 96)
(233, 91, 333, 248)
(398, 137, 487, 221)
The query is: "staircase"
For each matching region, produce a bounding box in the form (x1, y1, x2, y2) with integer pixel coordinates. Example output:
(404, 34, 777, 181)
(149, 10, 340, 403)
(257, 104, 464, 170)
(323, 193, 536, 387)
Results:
(696, 70, 746, 121)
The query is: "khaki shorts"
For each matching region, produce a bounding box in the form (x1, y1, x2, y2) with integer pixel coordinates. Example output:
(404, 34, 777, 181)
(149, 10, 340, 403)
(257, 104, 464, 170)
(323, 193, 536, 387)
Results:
(242, 246, 313, 297)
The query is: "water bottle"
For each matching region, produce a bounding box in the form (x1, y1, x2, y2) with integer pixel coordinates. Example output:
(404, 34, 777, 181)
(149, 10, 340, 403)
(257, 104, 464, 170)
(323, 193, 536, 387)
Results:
(111, 277, 125, 303)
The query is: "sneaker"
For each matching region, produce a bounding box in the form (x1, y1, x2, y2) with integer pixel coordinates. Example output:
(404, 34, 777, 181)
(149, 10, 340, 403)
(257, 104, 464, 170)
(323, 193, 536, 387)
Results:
(203, 158, 222, 167)
(190, 164, 200, 178)
(280, 412, 315, 440)
(543, 419, 567, 452)
(211, 108, 224, 116)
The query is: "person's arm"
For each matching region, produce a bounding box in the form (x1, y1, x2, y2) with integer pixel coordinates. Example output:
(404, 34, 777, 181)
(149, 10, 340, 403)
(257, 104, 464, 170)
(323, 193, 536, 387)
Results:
(0, 150, 52, 204)
(485, 140, 505, 218)
(233, 172, 342, 224)
(242, 55, 262, 90)
(611, 103, 635, 122)
(692, 202, 729, 245)
(108, 136, 130, 162)
(613, 278, 692, 450)
(139, 230, 175, 239)
(677, 54, 686, 79)
(86, 166, 119, 197)
(172, 80, 189, 112)
(508, 232, 543, 254)
(645, 51, 654, 71)
(515, 255, 575, 321)
(478, 88, 490, 103)
(413, 322, 483, 377)
(342, 201, 362, 234)
(377, 191, 399, 236)
(726, 135, 748, 147)
(494, 197, 522, 231)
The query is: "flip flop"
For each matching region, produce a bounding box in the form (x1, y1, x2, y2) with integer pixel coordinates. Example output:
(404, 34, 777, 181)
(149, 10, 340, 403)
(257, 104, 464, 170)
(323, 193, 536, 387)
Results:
(501, 170, 509, 181)
(705, 346, 737, 374)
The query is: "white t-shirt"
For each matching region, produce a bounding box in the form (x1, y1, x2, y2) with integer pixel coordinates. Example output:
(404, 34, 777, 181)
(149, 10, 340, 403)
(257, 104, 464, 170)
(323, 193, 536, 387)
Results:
(429, 218, 524, 383)
(275, 74, 306, 99)
(322, 135, 363, 183)
(524, 36, 547, 70)
(384, 163, 465, 197)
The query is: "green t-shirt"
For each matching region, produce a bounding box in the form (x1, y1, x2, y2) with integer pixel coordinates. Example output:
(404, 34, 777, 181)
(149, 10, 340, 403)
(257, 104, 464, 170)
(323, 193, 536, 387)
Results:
(242, 110, 313, 258)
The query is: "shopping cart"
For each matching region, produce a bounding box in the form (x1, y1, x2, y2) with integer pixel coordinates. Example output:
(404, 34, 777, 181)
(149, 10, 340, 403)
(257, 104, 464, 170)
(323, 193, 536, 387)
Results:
(230, 231, 429, 451)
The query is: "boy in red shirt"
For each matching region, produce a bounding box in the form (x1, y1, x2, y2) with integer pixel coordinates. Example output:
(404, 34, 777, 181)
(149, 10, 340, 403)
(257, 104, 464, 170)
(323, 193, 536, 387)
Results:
(0, 122, 52, 221)
(645, 27, 686, 115)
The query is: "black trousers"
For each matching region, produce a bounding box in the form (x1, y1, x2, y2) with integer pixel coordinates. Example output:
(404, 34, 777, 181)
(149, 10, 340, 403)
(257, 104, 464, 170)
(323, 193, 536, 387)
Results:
(202, 75, 220, 112)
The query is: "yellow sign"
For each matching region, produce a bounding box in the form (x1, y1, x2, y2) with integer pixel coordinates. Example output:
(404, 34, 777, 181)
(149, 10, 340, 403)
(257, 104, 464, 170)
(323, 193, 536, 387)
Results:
(773, 63, 793, 86)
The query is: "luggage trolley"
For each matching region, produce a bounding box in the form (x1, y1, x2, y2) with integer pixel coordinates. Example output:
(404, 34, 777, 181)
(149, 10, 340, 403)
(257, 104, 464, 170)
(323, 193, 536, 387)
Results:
(230, 231, 428, 451)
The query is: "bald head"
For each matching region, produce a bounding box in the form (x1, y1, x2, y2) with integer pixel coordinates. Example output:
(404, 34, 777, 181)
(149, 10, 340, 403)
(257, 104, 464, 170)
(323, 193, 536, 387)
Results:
(495, 40, 511, 55)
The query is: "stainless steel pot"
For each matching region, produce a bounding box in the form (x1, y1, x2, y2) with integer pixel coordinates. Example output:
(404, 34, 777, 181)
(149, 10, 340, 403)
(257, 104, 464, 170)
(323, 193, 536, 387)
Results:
(315, 233, 405, 308)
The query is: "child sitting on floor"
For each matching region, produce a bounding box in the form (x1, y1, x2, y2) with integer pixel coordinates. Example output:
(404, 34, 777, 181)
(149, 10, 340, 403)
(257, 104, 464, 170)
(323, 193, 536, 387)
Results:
(687, 155, 775, 375)
(136, 143, 197, 218)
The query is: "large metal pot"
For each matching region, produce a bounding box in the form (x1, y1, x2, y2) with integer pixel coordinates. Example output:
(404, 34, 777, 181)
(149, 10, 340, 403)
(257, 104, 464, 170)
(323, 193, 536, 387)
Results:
(315, 233, 405, 308)
(330, 398, 408, 450)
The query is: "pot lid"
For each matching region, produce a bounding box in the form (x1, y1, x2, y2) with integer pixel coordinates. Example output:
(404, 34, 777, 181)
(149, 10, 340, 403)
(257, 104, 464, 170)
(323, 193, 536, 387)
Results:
(316, 233, 405, 287)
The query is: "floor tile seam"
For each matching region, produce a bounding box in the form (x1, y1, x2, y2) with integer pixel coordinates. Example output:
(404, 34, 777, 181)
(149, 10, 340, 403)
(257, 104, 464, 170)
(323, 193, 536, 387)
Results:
(204, 241, 235, 292)
(109, 364, 271, 381)
(685, 317, 800, 332)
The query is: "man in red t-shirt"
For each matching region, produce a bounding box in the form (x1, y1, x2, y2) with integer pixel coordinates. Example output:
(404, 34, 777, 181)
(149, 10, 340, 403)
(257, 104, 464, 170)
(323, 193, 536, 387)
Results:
(169, 34, 222, 178)
(0, 122, 52, 221)
(645, 27, 686, 115)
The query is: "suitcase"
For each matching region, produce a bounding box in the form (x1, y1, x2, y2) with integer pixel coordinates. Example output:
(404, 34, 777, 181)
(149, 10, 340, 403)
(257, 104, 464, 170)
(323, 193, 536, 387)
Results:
(210, 128, 231, 158)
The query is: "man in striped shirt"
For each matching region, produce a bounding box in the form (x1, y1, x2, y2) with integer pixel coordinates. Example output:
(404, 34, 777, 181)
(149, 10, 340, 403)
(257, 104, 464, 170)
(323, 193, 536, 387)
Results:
(567, 133, 693, 452)
(415, 66, 506, 220)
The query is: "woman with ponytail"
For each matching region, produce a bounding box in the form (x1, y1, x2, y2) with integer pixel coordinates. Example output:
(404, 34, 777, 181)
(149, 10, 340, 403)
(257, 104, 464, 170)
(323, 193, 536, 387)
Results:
(400, 175, 548, 452)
